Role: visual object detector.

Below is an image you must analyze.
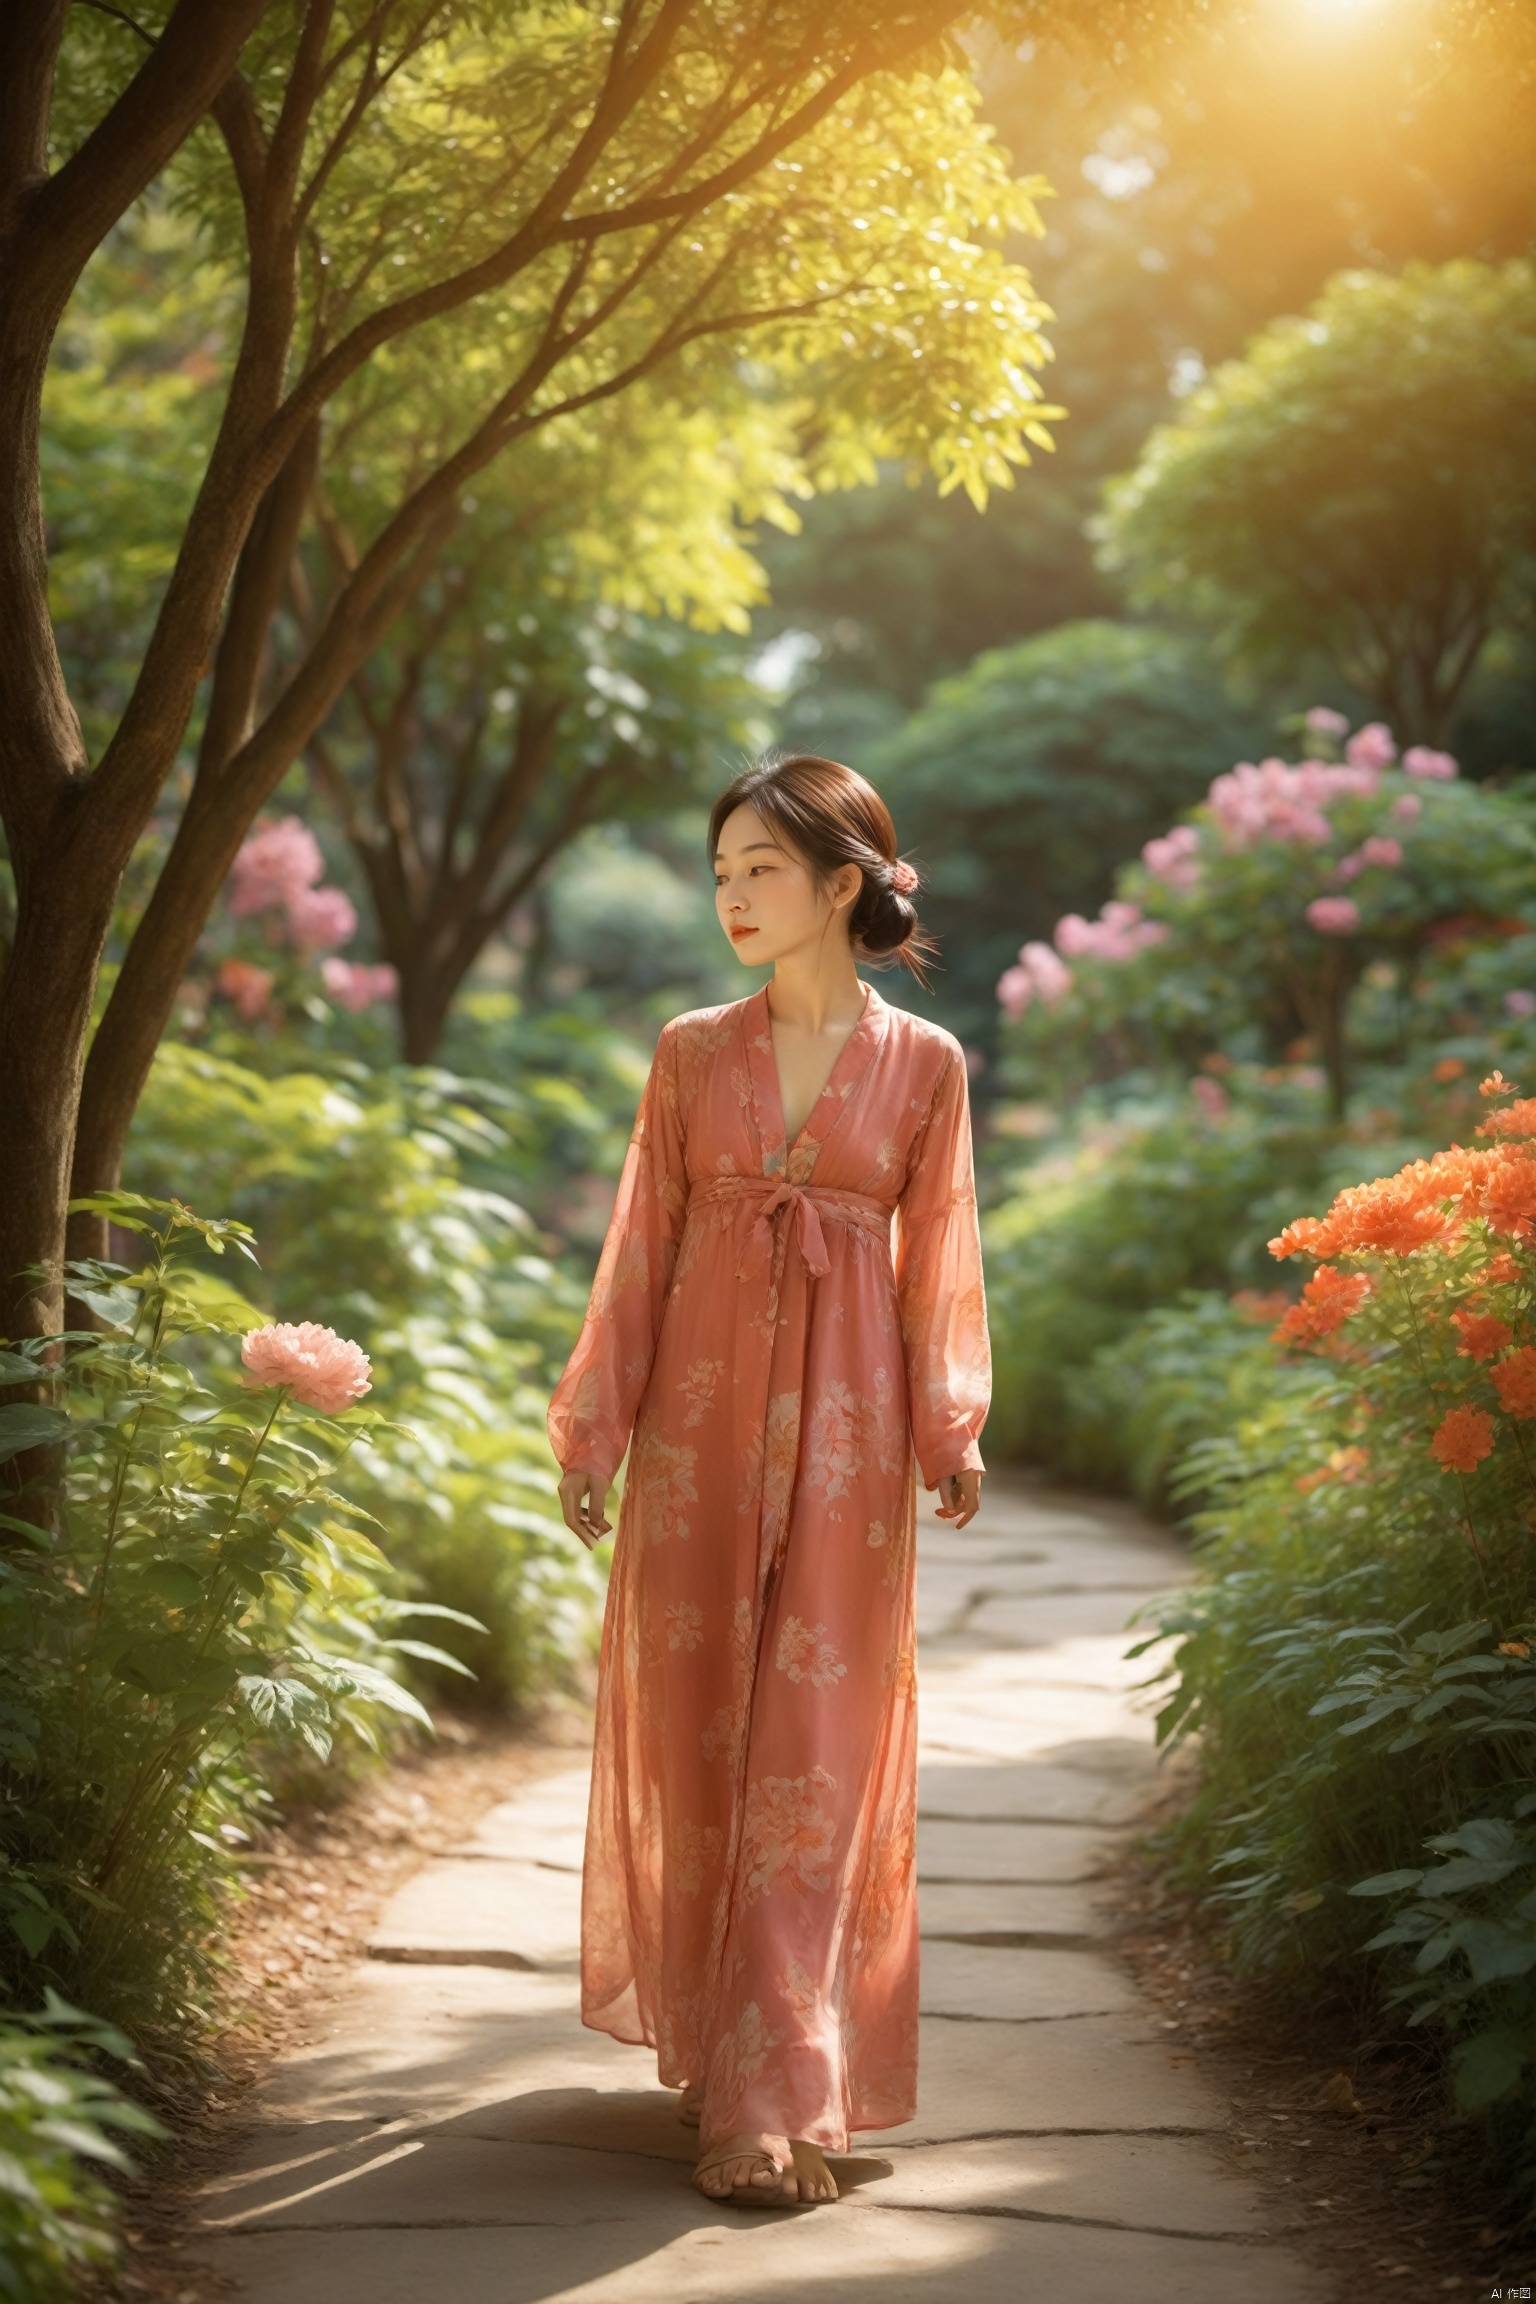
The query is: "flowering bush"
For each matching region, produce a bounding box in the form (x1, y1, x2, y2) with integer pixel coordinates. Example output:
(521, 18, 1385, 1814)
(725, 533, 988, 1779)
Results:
(125, 1041, 605, 1703)
(996, 715, 1536, 1118)
(1140, 1073, 1536, 2177)
(0, 1197, 457, 2044)
(184, 813, 398, 1037)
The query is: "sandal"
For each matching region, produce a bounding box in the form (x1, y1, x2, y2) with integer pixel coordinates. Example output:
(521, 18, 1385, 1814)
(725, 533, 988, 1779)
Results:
(692, 2135, 792, 2207)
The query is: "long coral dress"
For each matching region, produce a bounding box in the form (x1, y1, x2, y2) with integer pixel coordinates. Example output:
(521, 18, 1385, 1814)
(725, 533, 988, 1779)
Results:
(547, 981, 989, 2152)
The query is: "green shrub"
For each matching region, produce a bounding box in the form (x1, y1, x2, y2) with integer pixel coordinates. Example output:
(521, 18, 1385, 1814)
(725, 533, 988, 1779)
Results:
(980, 1077, 1397, 1480)
(0, 1996, 163, 2302)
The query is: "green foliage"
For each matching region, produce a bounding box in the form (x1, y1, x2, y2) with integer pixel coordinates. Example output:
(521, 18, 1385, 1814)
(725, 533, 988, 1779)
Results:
(980, 1078, 1382, 1480)
(864, 620, 1267, 1048)
(1138, 1095, 1536, 2190)
(40, 205, 233, 760)
(1098, 262, 1536, 741)
(125, 1042, 605, 1707)
(0, 1996, 163, 2303)
(0, 1199, 431, 2043)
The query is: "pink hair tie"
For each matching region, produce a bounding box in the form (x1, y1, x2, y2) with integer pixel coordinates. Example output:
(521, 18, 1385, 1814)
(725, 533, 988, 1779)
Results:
(891, 860, 919, 895)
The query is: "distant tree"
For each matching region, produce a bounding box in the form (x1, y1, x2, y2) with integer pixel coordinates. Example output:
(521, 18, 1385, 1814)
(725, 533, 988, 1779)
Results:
(305, 530, 751, 1061)
(863, 619, 1269, 1055)
(1098, 262, 1536, 747)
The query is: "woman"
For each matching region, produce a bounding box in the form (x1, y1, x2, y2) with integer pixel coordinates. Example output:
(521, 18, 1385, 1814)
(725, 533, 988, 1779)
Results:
(549, 754, 989, 2207)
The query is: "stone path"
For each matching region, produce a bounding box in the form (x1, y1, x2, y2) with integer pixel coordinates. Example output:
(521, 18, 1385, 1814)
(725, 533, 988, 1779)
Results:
(198, 1475, 1329, 2302)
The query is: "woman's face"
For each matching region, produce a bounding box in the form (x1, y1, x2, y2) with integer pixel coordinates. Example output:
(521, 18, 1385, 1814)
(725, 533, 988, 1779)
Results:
(713, 803, 859, 969)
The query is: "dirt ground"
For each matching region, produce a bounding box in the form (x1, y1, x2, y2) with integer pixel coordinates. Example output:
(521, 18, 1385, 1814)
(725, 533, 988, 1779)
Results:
(1104, 1761, 1536, 2303)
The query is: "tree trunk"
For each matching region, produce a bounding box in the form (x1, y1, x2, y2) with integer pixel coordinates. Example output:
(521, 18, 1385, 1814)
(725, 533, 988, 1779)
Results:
(0, 828, 120, 1341)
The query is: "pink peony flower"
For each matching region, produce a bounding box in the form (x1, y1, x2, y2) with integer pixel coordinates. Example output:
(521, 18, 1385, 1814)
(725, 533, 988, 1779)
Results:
(1334, 833, 1403, 882)
(286, 884, 358, 953)
(1402, 746, 1458, 781)
(1506, 990, 1536, 1020)
(1055, 900, 1167, 962)
(1307, 896, 1360, 936)
(1142, 824, 1203, 891)
(1391, 793, 1423, 824)
(216, 958, 275, 1020)
(229, 817, 324, 918)
(1345, 723, 1397, 771)
(241, 1321, 372, 1414)
(998, 941, 1073, 1016)
(1191, 1075, 1230, 1121)
(321, 958, 400, 1013)
(1304, 706, 1351, 738)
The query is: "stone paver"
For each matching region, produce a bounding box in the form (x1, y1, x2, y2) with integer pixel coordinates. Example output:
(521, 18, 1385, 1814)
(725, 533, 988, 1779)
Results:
(200, 1474, 1329, 2301)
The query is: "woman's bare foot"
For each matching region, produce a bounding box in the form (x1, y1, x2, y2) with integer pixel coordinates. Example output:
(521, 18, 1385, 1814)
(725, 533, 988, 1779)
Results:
(787, 2139, 839, 2202)
(678, 2082, 703, 2127)
(692, 2132, 839, 2205)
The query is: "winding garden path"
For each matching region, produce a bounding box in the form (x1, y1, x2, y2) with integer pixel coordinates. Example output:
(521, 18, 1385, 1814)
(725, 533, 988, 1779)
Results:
(194, 1475, 1329, 2302)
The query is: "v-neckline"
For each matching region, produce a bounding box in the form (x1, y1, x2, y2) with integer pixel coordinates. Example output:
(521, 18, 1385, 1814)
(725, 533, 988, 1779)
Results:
(752, 980, 878, 1163)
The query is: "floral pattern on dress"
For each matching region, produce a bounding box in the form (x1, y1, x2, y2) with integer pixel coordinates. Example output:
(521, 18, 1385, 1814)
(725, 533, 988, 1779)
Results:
(802, 1368, 901, 1516)
(548, 986, 989, 2153)
(666, 1600, 704, 1653)
(672, 1817, 723, 1896)
(631, 1428, 698, 1544)
(775, 1615, 847, 1689)
(708, 2000, 784, 2107)
(679, 1358, 725, 1428)
(740, 1766, 839, 1902)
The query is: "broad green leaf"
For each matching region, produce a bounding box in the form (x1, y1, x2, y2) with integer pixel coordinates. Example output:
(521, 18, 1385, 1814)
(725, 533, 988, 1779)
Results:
(1452, 2027, 1528, 2112)
(1347, 1869, 1426, 1897)
(0, 1404, 70, 1464)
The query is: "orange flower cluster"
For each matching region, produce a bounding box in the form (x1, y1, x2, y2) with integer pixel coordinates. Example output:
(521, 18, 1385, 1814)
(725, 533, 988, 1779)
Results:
(1452, 1307, 1515, 1362)
(1492, 1347, 1536, 1421)
(1273, 1265, 1372, 1346)
(1431, 1405, 1496, 1473)
(1270, 1144, 1536, 1263)
(1478, 1099, 1536, 1141)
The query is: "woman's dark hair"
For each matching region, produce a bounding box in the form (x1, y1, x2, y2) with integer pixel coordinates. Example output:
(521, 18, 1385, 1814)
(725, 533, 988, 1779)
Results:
(708, 753, 935, 985)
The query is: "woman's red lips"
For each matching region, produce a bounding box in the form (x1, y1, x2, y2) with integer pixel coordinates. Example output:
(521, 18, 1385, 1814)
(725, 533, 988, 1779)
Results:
(730, 925, 758, 940)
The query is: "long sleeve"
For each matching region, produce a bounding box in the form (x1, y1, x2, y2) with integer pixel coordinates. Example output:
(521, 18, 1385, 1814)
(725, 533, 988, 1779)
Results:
(895, 1043, 991, 1488)
(547, 1022, 688, 1489)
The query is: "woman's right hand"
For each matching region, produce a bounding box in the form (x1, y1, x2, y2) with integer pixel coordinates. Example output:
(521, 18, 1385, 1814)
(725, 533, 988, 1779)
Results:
(559, 1469, 612, 1550)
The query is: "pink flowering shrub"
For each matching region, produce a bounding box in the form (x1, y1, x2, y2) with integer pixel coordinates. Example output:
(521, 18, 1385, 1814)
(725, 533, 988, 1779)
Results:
(996, 712, 1536, 1117)
(228, 818, 328, 920)
(190, 813, 395, 1034)
(321, 958, 400, 1013)
(1054, 898, 1166, 962)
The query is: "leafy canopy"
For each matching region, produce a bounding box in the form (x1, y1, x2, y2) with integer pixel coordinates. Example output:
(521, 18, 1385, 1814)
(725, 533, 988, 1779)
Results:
(1097, 261, 1536, 743)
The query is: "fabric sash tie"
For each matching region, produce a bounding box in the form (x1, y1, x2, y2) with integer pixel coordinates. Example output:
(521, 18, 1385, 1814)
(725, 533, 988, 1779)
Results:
(687, 1174, 891, 1279)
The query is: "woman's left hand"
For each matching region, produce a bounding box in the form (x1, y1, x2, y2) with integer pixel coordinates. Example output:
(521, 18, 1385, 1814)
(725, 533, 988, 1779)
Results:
(933, 1469, 982, 1529)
